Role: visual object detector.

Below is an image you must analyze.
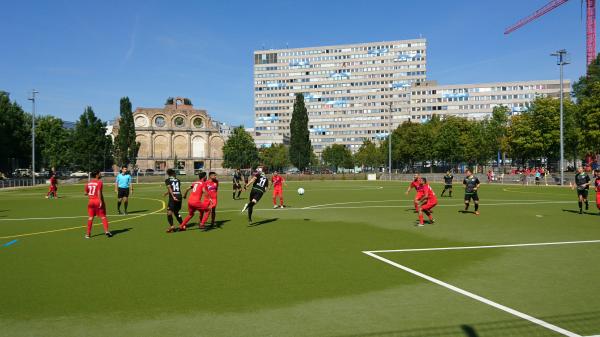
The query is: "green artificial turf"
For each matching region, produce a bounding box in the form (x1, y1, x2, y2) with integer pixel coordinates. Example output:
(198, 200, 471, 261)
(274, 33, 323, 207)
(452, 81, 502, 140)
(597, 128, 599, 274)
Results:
(0, 180, 599, 337)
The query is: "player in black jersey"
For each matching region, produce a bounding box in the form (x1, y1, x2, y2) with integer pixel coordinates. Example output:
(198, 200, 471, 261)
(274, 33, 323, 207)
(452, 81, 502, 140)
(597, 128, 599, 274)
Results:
(241, 166, 269, 223)
(441, 171, 454, 197)
(463, 168, 481, 215)
(164, 168, 183, 233)
(572, 167, 591, 214)
(232, 169, 244, 200)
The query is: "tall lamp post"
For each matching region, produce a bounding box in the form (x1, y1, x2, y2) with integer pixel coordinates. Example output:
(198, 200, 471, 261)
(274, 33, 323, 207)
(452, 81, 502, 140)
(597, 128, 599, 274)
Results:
(28, 89, 38, 186)
(551, 50, 568, 186)
(387, 101, 393, 180)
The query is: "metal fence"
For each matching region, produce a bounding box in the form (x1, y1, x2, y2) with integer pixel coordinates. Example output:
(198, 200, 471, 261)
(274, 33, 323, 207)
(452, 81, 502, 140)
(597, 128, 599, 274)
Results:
(0, 178, 47, 189)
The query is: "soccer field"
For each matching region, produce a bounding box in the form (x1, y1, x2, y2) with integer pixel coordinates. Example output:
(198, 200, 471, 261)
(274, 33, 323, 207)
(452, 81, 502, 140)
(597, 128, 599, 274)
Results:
(1, 180, 599, 337)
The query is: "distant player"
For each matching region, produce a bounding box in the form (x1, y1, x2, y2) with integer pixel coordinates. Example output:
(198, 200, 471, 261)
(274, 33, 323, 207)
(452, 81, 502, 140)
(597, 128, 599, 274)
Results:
(84, 171, 112, 238)
(594, 169, 600, 214)
(164, 168, 183, 233)
(180, 172, 214, 231)
(241, 166, 269, 223)
(405, 174, 424, 212)
(115, 166, 133, 215)
(417, 177, 437, 226)
(572, 167, 590, 214)
(440, 170, 453, 197)
(206, 172, 219, 227)
(271, 171, 287, 208)
(46, 172, 58, 199)
(463, 169, 481, 215)
(232, 168, 244, 199)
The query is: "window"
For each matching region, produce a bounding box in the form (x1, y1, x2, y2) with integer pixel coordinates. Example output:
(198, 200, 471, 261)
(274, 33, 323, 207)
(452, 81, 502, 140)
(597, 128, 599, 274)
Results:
(173, 116, 185, 128)
(154, 116, 166, 127)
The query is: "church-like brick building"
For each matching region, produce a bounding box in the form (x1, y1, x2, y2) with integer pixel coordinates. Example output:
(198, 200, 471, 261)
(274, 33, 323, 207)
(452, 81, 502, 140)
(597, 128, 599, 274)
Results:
(115, 97, 224, 173)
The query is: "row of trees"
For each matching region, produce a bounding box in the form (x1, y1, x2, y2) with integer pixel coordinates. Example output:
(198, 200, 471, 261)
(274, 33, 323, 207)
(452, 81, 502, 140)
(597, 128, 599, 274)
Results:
(0, 92, 139, 174)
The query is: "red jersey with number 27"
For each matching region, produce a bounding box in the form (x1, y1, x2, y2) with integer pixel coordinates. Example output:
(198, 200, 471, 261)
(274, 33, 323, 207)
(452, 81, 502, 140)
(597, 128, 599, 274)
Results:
(423, 184, 437, 203)
(86, 180, 103, 200)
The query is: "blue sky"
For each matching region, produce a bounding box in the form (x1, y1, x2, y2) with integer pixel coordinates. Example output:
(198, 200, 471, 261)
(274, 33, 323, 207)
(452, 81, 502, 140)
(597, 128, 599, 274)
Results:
(0, 0, 591, 126)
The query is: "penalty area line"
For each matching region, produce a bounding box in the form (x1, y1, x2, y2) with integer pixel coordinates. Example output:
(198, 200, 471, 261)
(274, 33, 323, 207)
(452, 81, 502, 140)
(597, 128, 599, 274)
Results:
(363, 251, 583, 337)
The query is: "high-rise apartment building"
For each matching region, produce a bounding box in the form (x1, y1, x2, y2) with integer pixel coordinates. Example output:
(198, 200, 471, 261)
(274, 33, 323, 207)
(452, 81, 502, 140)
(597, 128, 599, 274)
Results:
(254, 39, 427, 151)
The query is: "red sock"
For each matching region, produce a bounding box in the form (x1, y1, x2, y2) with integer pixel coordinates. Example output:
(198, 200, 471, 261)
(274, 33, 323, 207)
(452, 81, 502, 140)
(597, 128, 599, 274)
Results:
(200, 210, 211, 226)
(87, 219, 93, 236)
(427, 214, 433, 221)
(418, 213, 424, 224)
(101, 217, 109, 232)
(273, 197, 277, 205)
(181, 215, 193, 228)
(279, 197, 284, 206)
(414, 201, 419, 211)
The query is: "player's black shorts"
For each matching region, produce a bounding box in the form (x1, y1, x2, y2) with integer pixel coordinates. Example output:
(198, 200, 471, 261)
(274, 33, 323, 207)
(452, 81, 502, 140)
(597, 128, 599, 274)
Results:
(233, 182, 242, 190)
(118, 187, 130, 198)
(250, 189, 264, 203)
(168, 196, 182, 212)
(444, 184, 452, 189)
(577, 189, 589, 198)
(464, 192, 479, 202)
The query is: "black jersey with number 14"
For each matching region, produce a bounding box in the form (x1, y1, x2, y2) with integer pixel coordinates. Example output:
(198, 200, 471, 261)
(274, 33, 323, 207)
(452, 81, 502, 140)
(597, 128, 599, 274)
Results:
(165, 177, 182, 196)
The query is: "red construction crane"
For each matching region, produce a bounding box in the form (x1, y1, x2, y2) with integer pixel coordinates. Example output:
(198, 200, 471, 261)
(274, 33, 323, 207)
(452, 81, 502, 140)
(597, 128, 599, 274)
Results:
(504, 0, 596, 67)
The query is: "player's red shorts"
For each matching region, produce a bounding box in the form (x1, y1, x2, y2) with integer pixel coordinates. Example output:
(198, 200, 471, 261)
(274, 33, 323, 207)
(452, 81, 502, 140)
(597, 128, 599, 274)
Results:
(421, 201, 437, 212)
(188, 201, 211, 212)
(273, 188, 283, 197)
(49, 185, 57, 192)
(415, 191, 424, 200)
(87, 200, 106, 217)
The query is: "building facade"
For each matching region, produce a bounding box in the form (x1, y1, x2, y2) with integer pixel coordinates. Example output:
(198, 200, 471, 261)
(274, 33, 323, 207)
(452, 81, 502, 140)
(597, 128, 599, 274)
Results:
(254, 39, 427, 152)
(253, 39, 570, 153)
(119, 97, 225, 173)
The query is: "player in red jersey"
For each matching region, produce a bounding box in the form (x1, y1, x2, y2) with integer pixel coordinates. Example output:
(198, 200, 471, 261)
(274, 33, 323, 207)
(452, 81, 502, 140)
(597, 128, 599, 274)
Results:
(206, 172, 219, 227)
(46, 172, 58, 199)
(180, 172, 214, 231)
(595, 169, 600, 214)
(271, 171, 287, 208)
(417, 177, 437, 226)
(405, 173, 424, 212)
(84, 171, 112, 238)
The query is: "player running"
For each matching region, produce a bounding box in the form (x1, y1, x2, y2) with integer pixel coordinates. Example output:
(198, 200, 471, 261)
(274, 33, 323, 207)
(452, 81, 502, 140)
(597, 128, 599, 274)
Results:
(206, 172, 219, 227)
(241, 166, 269, 223)
(115, 166, 133, 215)
(417, 177, 437, 226)
(164, 168, 183, 233)
(594, 169, 600, 214)
(271, 171, 287, 208)
(232, 168, 244, 200)
(572, 167, 591, 214)
(180, 172, 214, 231)
(46, 172, 58, 199)
(405, 174, 424, 212)
(440, 170, 453, 197)
(463, 169, 481, 215)
(84, 171, 112, 238)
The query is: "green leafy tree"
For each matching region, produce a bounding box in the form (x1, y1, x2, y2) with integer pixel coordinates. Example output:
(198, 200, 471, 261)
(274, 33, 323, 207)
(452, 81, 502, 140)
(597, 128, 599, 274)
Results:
(289, 93, 312, 170)
(354, 140, 383, 171)
(222, 126, 259, 169)
(35, 115, 71, 169)
(573, 54, 600, 101)
(577, 82, 600, 154)
(322, 144, 354, 171)
(259, 144, 290, 172)
(0, 91, 32, 173)
(71, 106, 113, 171)
(114, 97, 139, 167)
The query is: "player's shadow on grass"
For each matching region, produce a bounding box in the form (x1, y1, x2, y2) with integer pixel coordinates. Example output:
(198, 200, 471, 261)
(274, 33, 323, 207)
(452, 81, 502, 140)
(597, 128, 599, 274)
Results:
(91, 228, 132, 237)
(124, 209, 148, 214)
(202, 220, 231, 232)
(248, 218, 278, 227)
(562, 209, 599, 216)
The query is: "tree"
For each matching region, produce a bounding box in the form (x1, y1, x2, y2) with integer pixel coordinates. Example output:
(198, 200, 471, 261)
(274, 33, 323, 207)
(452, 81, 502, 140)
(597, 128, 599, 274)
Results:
(0, 91, 32, 173)
(259, 144, 290, 172)
(354, 140, 383, 171)
(289, 93, 312, 170)
(222, 126, 259, 169)
(114, 97, 139, 167)
(322, 144, 353, 171)
(71, 106, 113, 171)
(572, 53, 600, 101)
(35, 115, 71, 170)
(577, 82, 600, 155)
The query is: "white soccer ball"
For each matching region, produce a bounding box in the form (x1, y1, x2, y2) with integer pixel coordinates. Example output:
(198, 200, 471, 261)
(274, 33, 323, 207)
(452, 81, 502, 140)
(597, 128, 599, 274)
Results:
(297, 187, 305, 195)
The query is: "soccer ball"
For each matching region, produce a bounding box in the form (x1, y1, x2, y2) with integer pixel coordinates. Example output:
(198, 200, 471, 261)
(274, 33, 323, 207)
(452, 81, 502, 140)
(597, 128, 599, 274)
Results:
(297, 187, 305, 195)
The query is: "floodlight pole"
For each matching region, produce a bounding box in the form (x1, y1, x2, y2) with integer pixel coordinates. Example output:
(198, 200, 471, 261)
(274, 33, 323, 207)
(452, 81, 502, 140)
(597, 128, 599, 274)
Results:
(551, 50, 568, 186)
(387, 101, 393, 180)
(28, 89, 38, 186)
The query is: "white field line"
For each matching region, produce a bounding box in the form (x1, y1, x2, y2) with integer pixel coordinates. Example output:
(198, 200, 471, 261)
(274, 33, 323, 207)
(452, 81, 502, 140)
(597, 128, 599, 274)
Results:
(302, 199, 559, 209)
(0, 200, 575, 221)
(363, 251, 583, 337)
